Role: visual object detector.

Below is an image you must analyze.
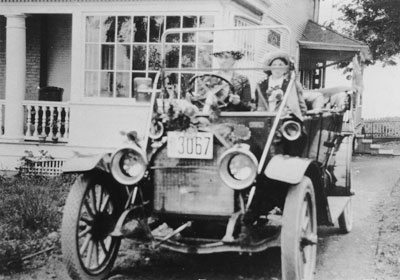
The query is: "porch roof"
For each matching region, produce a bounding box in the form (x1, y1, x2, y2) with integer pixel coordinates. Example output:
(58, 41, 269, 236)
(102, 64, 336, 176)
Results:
(299, 20, 370, 70)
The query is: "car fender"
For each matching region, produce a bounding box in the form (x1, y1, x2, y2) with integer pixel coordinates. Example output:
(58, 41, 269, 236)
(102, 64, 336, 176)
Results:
(265, 154, 331, 225)
(264, 154, 313, 185)
(62, 153, 112, 173)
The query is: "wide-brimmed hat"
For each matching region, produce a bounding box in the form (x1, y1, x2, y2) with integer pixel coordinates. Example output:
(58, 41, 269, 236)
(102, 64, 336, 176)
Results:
(261, 51, 292, 74)
(262, 51, 291, 67)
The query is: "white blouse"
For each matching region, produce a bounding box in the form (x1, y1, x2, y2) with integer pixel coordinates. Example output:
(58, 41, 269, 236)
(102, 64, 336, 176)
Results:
(268, 76, 284, 89)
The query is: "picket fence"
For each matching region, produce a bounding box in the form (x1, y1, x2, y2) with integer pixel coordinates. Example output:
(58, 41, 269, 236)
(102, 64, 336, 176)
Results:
(362, 117, 400, 138)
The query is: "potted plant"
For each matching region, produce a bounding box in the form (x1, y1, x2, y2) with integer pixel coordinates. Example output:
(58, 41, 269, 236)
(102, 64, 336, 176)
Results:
(17, 150, 54, 176)
(134, 77, 153, 102)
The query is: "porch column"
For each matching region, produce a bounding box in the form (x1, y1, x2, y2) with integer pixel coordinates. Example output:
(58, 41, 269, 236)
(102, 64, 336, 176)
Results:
(3, 14, 26, 140)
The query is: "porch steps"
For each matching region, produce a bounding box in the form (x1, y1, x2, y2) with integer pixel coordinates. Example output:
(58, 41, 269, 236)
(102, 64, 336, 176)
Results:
(361, 138, 373, 144)
(354, 135, 399, 156)
(377, 149, 395, 155)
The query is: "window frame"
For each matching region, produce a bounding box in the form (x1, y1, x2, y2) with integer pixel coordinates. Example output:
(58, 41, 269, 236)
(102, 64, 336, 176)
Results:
(82, 13, 216, 102)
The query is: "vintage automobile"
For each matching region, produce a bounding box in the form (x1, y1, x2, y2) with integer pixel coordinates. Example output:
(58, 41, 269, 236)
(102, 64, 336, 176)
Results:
(61, 26, 354, 280)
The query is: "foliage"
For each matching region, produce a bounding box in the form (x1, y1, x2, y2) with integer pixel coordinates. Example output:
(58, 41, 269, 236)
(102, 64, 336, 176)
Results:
(340, 0, 400, 64)
(159, 99, 204, 131)
(0, 174, 75, 273)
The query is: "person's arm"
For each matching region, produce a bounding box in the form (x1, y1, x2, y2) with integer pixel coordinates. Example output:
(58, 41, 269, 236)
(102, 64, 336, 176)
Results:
(229, 74, 252, 111)
(241, 77, 252, 104)
(303, 90, 325, 111)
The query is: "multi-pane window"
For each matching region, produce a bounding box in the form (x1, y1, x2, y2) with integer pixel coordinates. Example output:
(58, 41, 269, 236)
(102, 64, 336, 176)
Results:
(84, 15, 215, 99)
(234, 16, 261, 99)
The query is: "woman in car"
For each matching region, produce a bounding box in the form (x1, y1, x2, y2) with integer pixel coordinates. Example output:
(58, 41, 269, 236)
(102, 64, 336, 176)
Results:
(256, 51, 307, 115)
(202, 46, 252, 112)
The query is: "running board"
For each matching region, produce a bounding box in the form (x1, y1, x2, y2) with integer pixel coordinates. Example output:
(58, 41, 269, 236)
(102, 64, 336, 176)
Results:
(327, 196, 351, 221)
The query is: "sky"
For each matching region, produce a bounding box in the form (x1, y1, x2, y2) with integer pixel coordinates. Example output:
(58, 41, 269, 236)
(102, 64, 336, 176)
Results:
(319, 0, 400, 118)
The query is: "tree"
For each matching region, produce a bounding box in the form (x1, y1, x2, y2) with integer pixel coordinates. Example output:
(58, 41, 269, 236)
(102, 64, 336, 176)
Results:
(340, 0, 400, 64)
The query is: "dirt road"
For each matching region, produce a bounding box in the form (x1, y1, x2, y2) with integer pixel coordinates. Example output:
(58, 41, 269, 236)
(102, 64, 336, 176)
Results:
(3, 155, 400, 280)
(315, 155, 400, 280)
(110, 155, 400, 280)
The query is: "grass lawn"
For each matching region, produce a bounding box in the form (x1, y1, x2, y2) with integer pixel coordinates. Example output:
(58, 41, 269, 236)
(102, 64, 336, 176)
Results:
(0, 175, 75, 273)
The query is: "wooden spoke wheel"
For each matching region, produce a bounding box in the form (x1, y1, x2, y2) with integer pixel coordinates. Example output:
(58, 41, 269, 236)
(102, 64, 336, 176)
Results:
(281, 176, 317, 280)
(61, 173, 125, 280)
(339, 133, 353, 233)
(338, 197, 353, 233)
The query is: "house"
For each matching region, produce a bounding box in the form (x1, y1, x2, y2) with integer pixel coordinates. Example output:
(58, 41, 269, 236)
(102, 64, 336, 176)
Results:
(0, 0, 368, 174)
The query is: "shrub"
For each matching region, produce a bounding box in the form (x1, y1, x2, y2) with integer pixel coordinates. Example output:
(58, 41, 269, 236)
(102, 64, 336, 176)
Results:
(0, 174, 74, 272)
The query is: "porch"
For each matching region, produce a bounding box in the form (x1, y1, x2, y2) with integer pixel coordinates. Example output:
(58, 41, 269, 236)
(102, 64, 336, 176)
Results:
(0, 100, 70, 143)
(0, 13, 72, 143)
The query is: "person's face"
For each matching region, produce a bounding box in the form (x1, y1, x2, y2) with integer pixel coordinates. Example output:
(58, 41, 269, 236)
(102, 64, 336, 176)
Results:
(216, 53, 236, 69)
(270, 58, 287, 78)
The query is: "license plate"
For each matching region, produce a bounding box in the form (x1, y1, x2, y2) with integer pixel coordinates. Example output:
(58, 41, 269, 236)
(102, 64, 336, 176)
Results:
(167, 131, 213, 159)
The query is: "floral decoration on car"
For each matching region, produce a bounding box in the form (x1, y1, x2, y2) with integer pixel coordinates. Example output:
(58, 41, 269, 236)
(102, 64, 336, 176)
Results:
(231, 124, 251, 141)
(158, 99, 205, 131)
(154, 99, 251, 146)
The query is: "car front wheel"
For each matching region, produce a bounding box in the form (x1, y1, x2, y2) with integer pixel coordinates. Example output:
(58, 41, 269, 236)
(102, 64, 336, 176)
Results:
(61, 172, 124, 280)
(281, 176, 317, 280)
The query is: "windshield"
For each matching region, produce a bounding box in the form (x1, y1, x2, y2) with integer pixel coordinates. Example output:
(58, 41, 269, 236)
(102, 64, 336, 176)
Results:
(143, 26, 304, 123)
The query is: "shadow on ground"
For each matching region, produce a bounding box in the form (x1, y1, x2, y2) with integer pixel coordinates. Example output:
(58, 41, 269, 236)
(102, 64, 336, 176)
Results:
(110, 245, 281, 280)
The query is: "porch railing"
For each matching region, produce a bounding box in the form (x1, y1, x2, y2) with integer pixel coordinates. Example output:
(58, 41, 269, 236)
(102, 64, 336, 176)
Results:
(23, 101, 70, 142)
(363, 117, 400, 139)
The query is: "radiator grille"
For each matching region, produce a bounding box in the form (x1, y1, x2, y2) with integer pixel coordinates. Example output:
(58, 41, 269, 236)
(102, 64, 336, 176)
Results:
(152, 143, 234, 216)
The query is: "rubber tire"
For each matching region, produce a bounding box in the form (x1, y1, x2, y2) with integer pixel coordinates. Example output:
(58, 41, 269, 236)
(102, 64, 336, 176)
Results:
(339, 133, 353, 233)
(281, 176, 317, 280)
(338, 197, 353, 233)
(61, 173, 124, 280)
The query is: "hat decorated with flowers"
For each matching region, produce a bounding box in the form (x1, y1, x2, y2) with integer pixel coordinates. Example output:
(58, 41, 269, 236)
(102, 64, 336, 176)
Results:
(212, 42, 244, 60)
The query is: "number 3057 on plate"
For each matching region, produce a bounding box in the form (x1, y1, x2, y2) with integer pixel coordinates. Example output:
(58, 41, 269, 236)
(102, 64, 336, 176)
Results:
(167, 131, 213, 159)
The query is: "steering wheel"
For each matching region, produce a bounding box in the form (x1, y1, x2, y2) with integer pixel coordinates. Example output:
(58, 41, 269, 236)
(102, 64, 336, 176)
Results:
(186, 74, 236, 111)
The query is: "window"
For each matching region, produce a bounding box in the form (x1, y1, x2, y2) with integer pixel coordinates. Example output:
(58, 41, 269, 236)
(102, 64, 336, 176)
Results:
(263, 17, 286, 52)
(234, 16, 258, 61)
(84, 15, 215, 99)
(234, 16, 261, 99)
(267, 30, 281, 48)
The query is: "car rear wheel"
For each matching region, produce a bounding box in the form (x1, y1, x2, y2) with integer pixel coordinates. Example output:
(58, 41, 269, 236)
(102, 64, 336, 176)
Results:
(281, 176, 317, 280)
(339, 133, 353, 233)
(61, 173, 124, 280)
(338, 197, 353, 233)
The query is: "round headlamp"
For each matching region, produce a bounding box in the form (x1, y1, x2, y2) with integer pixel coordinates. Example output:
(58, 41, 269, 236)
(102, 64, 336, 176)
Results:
(228, 154, 254, 181)
(149, 120, 164, 140)
(110, 145, 148, 185)
(281, 120, 302, 141)
(218, 145, 258, 190)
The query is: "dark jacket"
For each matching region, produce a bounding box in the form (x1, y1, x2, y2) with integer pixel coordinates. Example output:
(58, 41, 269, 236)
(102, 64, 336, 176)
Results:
(255, 76, 307, 114)
(224, 72, 252, 111)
